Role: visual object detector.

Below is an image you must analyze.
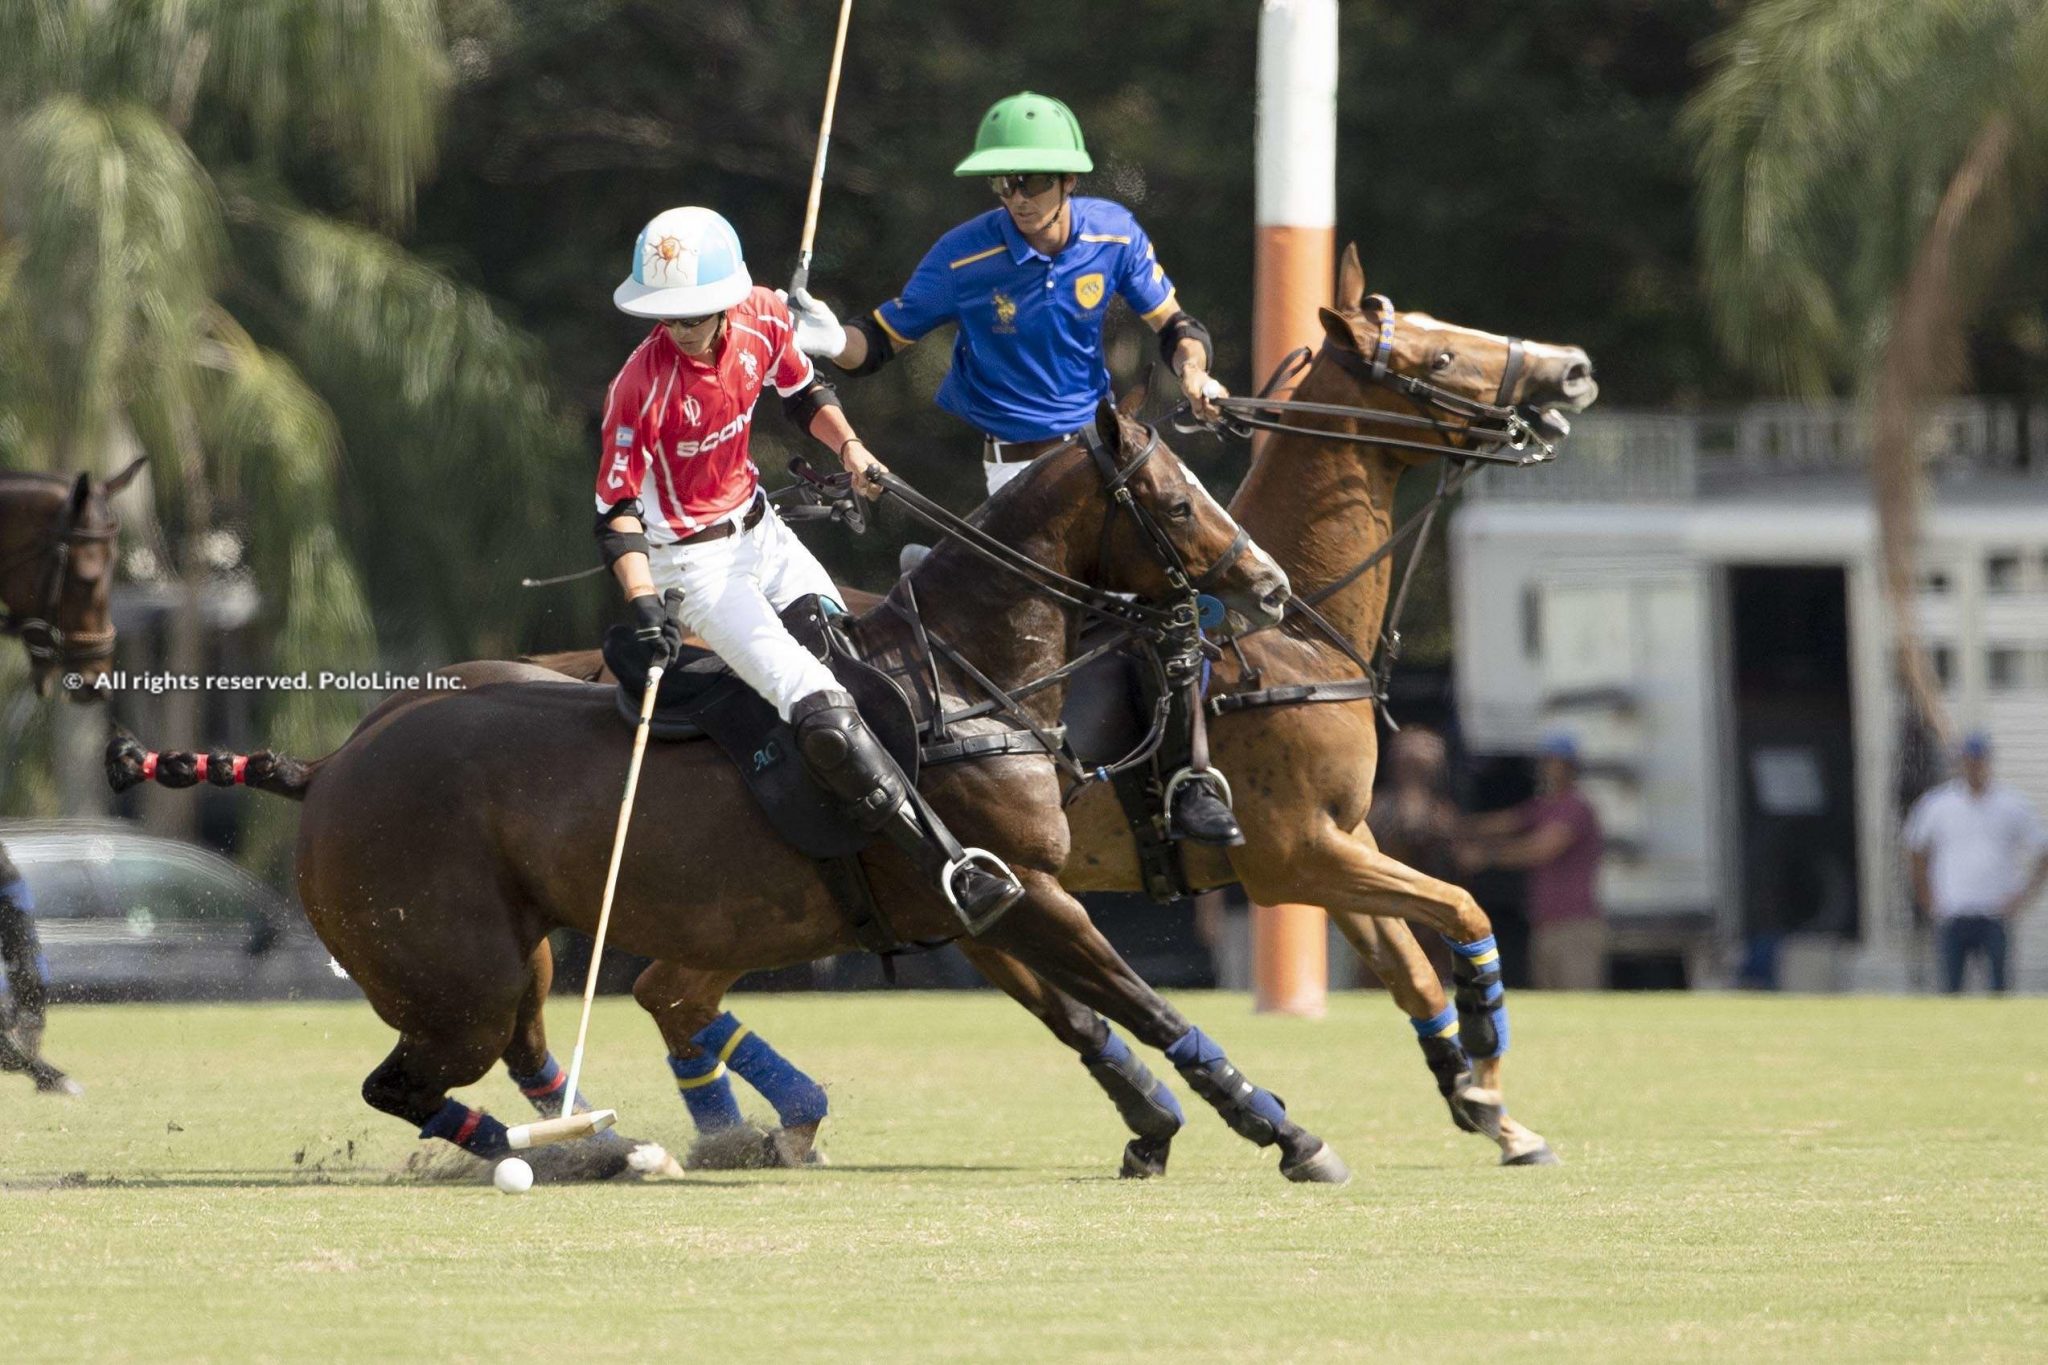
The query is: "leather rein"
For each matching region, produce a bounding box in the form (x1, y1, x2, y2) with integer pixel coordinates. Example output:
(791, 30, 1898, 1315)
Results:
(857, 424, 1242, 793)
(1173, 294, 1558, 724)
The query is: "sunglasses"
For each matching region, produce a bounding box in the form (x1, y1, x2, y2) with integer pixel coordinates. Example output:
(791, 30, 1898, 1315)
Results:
(988, 173, 1063, 200)
(665, 313, 721, 329)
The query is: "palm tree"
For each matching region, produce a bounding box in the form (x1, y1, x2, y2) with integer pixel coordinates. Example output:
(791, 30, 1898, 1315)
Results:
(0, 2, 574, 844)
(1686, 0, 2048, 740)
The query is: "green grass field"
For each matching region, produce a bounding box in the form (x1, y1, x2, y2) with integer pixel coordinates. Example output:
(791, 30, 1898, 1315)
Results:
(2, 991, 2044, 1362)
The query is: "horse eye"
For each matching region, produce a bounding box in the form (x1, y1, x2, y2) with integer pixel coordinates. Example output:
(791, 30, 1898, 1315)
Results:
(1431, 351, 1455, 372)
(1169, 498, 1195, 522)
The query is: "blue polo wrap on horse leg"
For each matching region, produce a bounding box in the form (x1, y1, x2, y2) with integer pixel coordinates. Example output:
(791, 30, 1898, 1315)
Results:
(1164, 1026, 1286, 1145)
(1081, 1029, 1185, 1141)
(1447, 934, 1510, 1058)
(667, 1049, 745, 1133)
(418, 1098, 511, 1159)
(694, 1012, 828, 1129)
(508, 1053, 593, 1120)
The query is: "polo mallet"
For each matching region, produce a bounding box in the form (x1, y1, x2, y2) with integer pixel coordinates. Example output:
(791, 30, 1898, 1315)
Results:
(788, 0, 854, 296)
(504, 587, 684, 1151)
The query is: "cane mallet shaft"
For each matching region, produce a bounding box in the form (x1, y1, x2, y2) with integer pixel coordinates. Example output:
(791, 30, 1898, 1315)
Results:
(511, 588, 683, 1152)
(789, 0, 855, 297)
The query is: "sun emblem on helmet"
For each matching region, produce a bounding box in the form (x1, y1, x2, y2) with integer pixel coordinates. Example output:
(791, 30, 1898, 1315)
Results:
(647, 234, 696, 284)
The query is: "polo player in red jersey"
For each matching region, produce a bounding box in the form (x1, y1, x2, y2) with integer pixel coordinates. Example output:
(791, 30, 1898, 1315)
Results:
(596, 206, 1024, 923)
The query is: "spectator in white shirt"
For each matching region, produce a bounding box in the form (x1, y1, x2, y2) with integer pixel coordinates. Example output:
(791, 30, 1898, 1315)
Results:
(1901, 732, 2048, 993)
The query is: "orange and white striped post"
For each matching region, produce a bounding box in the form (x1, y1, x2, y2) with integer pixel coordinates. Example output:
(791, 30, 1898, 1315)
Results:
(1250, 0, 1337, 1017)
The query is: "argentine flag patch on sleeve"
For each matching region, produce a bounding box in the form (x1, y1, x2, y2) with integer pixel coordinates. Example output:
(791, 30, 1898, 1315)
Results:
(615, 425, 636, 447)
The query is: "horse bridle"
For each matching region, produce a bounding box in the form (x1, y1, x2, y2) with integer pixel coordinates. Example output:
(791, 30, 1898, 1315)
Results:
(0, 495, 119, 670)
(870, 422, 1257, 791)
(1184, 293, 1560, 467)
(875, 420, 1250, 636)
(1175, 293, 1565, 725)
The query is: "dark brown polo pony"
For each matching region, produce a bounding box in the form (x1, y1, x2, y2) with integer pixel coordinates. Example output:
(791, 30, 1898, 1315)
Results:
(1, 460, 144, 697)
(114, 409, 1356, 1183)
(551, 248, 1596, 1172)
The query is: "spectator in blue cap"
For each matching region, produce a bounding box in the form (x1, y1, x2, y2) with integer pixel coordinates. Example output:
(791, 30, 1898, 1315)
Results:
(1903, 730, 2046, 993)
(1463, 732, 1607, 989)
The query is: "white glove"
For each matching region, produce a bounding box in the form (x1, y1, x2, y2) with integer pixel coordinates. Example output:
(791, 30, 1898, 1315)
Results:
(779, 286, 845, 359)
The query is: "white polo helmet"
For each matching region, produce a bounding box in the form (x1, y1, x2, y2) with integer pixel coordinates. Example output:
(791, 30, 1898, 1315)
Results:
(613, 206, 753, 318)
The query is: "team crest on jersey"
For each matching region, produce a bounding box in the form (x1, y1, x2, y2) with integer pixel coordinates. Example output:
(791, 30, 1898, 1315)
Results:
(682, 394, 702, 424)
(739, 351, 759, 382)
(1074, 273, 1106, 310)
(992, 291, 1018, 332)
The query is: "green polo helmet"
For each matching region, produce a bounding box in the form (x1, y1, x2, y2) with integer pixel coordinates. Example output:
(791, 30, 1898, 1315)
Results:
(953, 91, 1094, 176)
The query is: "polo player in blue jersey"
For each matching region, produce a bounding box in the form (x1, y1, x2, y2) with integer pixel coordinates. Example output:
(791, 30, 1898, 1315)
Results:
(789, 91, 1243, 846)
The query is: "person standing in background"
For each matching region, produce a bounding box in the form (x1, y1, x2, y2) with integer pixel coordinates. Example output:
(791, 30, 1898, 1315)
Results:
(1462, 734, 1607, 990)
(1902, 732, 2047, 994)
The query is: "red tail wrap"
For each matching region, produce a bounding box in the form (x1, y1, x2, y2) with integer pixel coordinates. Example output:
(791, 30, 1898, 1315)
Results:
(193, 753, 209, 780)
(232, 755, 248, 784)
(142, 752, 159, 781)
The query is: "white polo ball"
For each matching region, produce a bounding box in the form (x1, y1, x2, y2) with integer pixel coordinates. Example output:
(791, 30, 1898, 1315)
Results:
(492, 1156, 534, 1194)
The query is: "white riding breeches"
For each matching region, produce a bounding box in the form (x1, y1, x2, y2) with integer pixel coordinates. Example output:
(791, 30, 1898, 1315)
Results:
(646, 499, 840, 721)
(984, 457, 1034, 497)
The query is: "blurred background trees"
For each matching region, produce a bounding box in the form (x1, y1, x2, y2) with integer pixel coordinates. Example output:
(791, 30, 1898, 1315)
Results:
(8, 0, 2048, 838)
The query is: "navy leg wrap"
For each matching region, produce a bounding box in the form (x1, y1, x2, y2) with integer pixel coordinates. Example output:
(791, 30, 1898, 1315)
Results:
(668, 1051, 746, 1133)
(418, 1098, 511, 1159)
(1082, 1030, 1185, 1141)
(1446, 935, 1510, 1059)
(694, 1013, 828, 1129)
(508, 1053, 593, 1120)
(1164, 1026, 1287, 1145)
(1410, 1005, 1470, 1096)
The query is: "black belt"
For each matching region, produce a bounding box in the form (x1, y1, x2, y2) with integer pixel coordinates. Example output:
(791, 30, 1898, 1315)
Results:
(674, 492, 767, 545)
(983, 434, 1074, 465)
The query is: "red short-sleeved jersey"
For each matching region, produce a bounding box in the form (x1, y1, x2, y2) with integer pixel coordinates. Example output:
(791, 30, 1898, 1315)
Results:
(595, 287, 816, 540)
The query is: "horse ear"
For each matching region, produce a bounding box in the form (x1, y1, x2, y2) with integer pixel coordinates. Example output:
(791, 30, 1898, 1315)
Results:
(1336, 242, 1366, 312)
(1094, 398, 1123, 453)
(1318, 305, 1362, 352)
(102, 455, 148, 497)
(66, 471, 91, 519)
(1116, 379, 1148, 419)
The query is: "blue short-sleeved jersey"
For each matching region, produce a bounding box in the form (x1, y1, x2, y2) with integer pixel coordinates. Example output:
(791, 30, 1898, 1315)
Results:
(873, 198, 1180, 442)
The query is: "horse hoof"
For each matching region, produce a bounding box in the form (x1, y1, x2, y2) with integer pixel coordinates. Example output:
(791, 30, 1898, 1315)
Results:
(1119, 1135, 1171, 1179)
(1501, 1142, 1561, 1167)
(625, 1141, 684, 1179)
(1451, 1086, 1504, 1141)
(1280, 1141, 1351, 1186)
(769, 1124, 828, 1168)
(36, 1071, 84, 1097)
(685, 1122, 778, 1171)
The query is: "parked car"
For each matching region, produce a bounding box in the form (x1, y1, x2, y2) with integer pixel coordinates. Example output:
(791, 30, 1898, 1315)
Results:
(1, 820, 357, 1003)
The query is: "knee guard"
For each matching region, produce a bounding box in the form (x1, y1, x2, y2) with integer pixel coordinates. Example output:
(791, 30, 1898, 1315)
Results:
(791, 689, 906, 832)
(1082, 1031, 1185, 1142)
(1447, 935, 1509, 1059)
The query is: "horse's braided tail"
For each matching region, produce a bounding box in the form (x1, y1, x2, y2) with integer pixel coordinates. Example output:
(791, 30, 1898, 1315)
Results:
(105, 726, 316, 802)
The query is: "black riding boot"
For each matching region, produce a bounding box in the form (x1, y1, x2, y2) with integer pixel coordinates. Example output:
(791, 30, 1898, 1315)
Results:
(790, 689, 1025, 927)
(1170, 772, 1244, 847)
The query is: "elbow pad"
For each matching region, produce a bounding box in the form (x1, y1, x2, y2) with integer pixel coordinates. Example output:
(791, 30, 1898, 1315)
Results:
(782, 376, 844, 429)
(595, 499, 650, 568)
(840, 314, 899, 377)
(1157, 311, 1214, 373)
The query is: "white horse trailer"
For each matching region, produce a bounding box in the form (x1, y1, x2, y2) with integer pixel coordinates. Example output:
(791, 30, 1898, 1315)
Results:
(1452, 401, 2048, 992)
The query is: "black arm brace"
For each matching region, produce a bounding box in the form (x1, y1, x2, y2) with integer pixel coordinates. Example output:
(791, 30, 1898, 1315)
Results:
(1157, 310, 1214, 373)
(781, 374, 844, 429)
(836, 314, 898, 377)
(595, 498, 649, 568)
